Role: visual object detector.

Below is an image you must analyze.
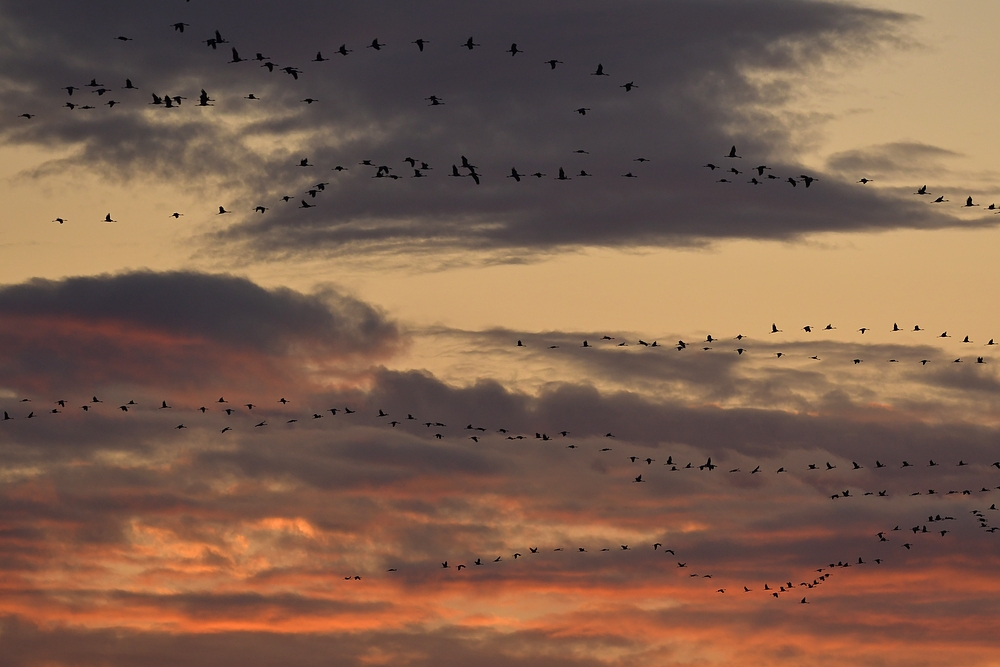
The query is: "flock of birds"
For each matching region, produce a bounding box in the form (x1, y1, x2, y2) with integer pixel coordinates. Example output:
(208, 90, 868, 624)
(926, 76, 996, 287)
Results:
(2, 383, 997, 602)
(4, 391, 999, 493)
(20, 20, 997, 226)
(3, 320, 999, 597)
(704, 147, 818, 189)
(706, 151, 1000, 209)
(9, 11, 1000, 608)
(26, 23, 663, 223)
(517, 320, 999, 366)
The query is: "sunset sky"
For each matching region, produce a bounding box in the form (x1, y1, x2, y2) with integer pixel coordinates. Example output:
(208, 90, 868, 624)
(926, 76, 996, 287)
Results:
(2, 2, 1000, 666)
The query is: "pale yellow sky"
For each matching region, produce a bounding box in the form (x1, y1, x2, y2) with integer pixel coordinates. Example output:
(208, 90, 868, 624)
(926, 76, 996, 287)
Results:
(812, 1, 1000, 183)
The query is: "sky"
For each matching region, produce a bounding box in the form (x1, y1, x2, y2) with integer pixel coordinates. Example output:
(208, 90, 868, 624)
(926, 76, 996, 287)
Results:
(1, 2, 1000, 666)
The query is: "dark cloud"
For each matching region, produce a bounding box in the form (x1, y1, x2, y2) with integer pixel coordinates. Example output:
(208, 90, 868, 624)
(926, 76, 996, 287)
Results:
(0, 0, 982, 260)
(0, 270, 400, 394)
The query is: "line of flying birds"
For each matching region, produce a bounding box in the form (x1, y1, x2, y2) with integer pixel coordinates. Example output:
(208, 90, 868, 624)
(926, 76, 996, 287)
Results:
(4, 394, 1000, 491)
(515, 320, 999, 365)
(3, 391, 996, 602)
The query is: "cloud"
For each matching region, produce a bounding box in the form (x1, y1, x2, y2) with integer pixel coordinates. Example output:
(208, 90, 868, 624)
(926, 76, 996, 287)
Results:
(0, 0, 982, 261)
(826, 141, 963, 180)
(0, 270, 401, 396)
